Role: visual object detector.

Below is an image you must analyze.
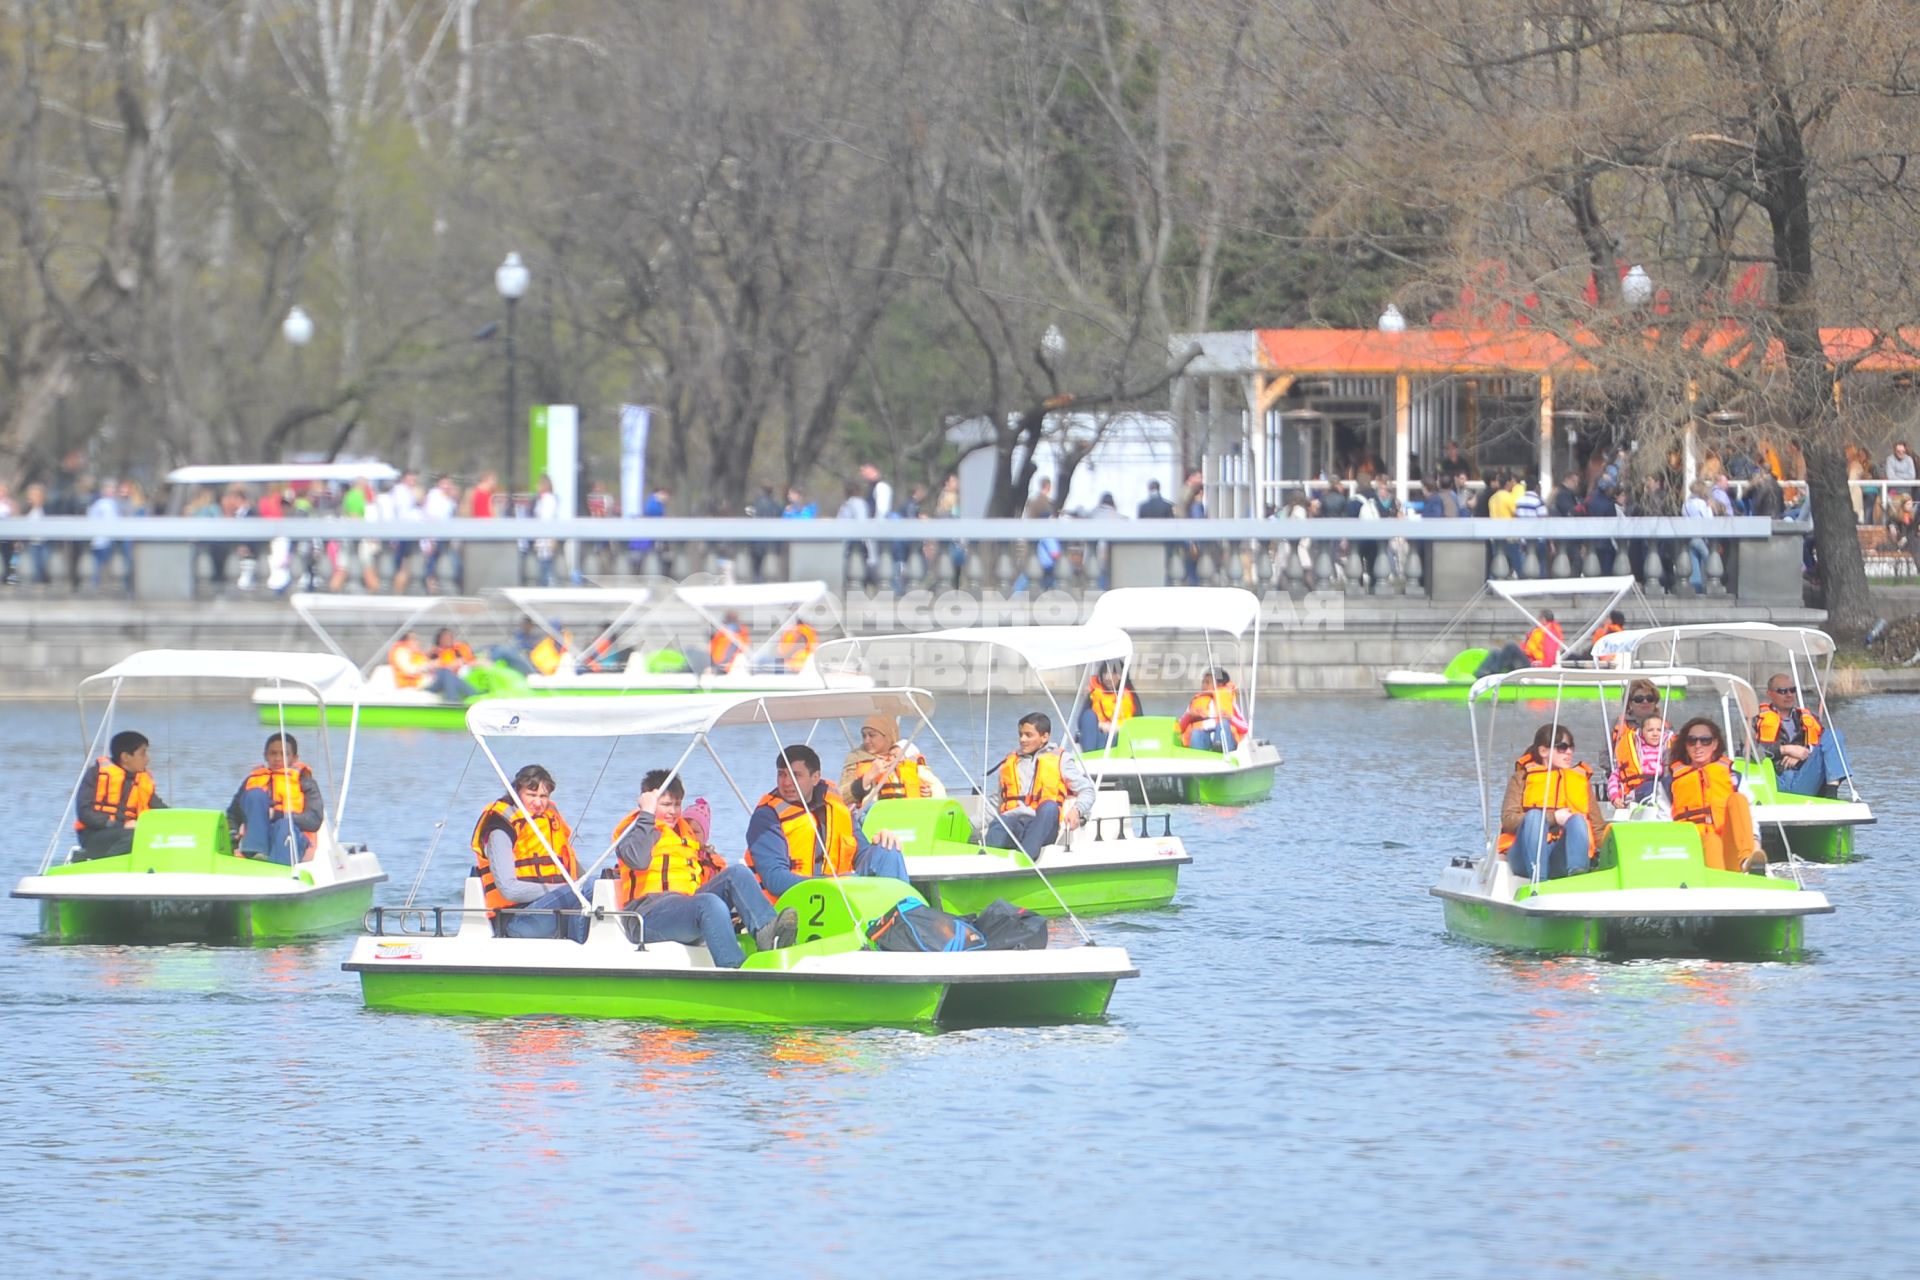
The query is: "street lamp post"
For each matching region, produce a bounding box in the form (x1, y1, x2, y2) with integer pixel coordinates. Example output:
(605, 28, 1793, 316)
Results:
(495, 252, 531, 509)
(281, 305, 314, 456)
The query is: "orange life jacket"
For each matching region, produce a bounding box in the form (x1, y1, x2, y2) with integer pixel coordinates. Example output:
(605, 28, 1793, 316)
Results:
(75, 758, 156, 833)
(469, 798, 579, 916)
(1088, 679, 1139, 727)
(435, 641, 477, 669)
(529, 636, 565, 676)
(875, 756, 924, 801)
(241, 762, 311, 815)
(613, 812, 711, 904)
(390, 639, 432, 689)
(1753, 705, 1823, 748)
(1496, 758, 1591, 853)
(1612, 724, 1650, 793)
(998, 750, 1067, 812)
(710, 626, 750, 671)
(745, 787, 856, 879)
(1521, 621, 1564, 666)
(1666, 759, 1736, 829)
(1181, 685, 1237, 746)
(777, 622, 818, 673)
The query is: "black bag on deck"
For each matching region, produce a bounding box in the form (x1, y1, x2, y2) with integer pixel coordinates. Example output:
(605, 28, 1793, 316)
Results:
(867, 900, 987, 953)
(968, 899, 1049, 951)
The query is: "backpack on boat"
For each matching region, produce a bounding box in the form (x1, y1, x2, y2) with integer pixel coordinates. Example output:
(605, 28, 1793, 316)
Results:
(968, 899, 1049, 951)
(866, 899, 986, 953)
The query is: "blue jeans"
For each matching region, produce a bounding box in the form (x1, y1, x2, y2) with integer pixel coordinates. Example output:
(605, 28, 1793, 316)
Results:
(1509, 811, 1592, 881)
(755, 843, 913, 900)
(983, 801, 1060, 856)
(234, 789, 312, 865)
(1775, 728, 1850, 796)
(488, 645, 537, 676)
(1688, 537, 1711, 592)
(1188, 725, 1238, 752)
(632, 865, 775, 968)
(498, 881, 591, 942)
(1078, 707, 1123, 748)
(428, 668, 476, 701)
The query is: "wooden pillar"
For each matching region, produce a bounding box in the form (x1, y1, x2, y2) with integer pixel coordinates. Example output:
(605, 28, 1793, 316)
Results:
(1394, 374, 1412, 507)
(1537, 375, 1554, 494)
(1465, 379, 1480, 462)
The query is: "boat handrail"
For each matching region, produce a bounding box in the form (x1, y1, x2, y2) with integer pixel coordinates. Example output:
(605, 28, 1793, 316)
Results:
(363, 904, 647, 940)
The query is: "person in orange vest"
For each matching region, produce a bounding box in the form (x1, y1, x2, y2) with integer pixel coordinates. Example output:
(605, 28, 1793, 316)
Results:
(709, 611, 751, 674)
(776, 619, 819, 673)
(391, 630, 476, 701)
(1076, 662, 1141, 748)
(226, 732, 325, 864)
(431, 627, 479, 673)
(1606, 714, 1668, 807)
(469, 764, 591, 941)
(839, 714, 934, 809)
(1176, 668, 1247, 751)
(1475, 609, 1564, 678)
(1655, 717, 1763, 873)
(744, 745, 908, 900)
(74, 730, 168, 859)
(984, 712, 1093, 856)
(1498, 723, 1605, 881)
(611, 769, 797, 967)
(1753, 673, 1849, 796)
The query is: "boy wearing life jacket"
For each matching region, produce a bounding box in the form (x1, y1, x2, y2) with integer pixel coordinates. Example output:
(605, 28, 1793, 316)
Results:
(1498, 723, 1606, 881)
(1176, 668, 1248, 751)
(984, 712, 1094, 856)
(227, 732, 325, 864)
(1753, 673, 1849, 797)
(744, 745, 909, 900)
(74, 730, 168, 859)
(839, 714, 934, 809)
(612, 770, 797, 967)
(1076, 662, 1141, 748)
(1655, 717, 1763, 873)
(469, 764, 592, 941)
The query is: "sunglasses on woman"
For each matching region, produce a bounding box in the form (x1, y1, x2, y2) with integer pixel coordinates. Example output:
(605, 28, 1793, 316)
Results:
(1684, 734, 1718, 746)
(1629, 694, 1659, 704)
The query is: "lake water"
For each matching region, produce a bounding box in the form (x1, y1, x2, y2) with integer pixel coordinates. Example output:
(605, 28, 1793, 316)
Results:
(2, 692, 1917, 1278)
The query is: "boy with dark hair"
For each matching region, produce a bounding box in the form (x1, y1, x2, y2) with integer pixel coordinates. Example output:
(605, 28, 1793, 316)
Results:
(613, 768, 796, 967)
(228, 732, 326, 864)
(984, 712, 1093, 856)
(74, 730, 167, 859)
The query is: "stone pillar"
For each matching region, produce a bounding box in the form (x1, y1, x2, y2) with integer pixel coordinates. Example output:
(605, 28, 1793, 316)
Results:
(1109, 542, 1166, 588)
(789, 540, 846, 596)
(1733, 524, 1808, 607)
(1429, 539, 1486, 602)
(464, 540, 521, 590)
(132, 542, 196, 602)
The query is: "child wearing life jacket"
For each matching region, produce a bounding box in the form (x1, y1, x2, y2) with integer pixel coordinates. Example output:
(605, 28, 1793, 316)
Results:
(1607, 715, 1669, 807)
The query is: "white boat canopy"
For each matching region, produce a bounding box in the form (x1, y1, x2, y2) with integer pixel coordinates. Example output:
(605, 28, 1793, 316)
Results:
(674, 581, 832, 612)
(80, 649, 364, 699)
(820, 625, 1133, 673)
(1594, 622, 1836, 663)
(1486, 575, 1640, 601)
(1087, 587, 1261, 638)
(466, 687, 935, 738)
(494, 586, 657, 659)
(166, 462, 399, 486)
(289, 593, 492, 673)
(1469, 665, 1759, 720)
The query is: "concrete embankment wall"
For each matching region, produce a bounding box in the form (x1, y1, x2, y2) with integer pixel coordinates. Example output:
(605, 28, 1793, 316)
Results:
(0, 594, 1840, 699)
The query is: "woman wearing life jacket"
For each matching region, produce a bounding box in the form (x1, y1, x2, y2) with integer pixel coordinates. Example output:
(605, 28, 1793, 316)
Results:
(708, 612, 751, 674)
(611, 770, 797, 967)
(1655, 717, 1763, 873)
(1498, 723, 1605, 881)
(468, 764, 591, 941)
(1606, 714, 1668, 807)
(1076, 662, 1141, 749)
(226, 732, 325, 864)
(839, 714, 935, 809)
(74, 729, 168, 859)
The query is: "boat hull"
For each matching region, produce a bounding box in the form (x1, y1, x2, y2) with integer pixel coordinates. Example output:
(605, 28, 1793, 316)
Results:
(914, 859, 1181, 917)
(32, 880, 377, 944)
(1438, 894, 1807, 960)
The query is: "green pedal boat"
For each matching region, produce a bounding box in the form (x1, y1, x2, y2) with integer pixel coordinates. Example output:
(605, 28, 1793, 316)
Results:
(1077, 588, 1281, 805)
(347, 873, 1134, 1027)
(15, 650, 387, 943)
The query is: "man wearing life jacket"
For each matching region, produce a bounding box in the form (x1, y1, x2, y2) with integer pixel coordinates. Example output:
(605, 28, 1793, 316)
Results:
(1474, 609, 1564, 678)
(839, 714, 935, 809)
(74, 729, 168, 859)
(1176, 667, 1249, 751)
(1075, 662, 1141, 748)
(1752, 673, 1849, 797)
(777, 619, 819, 673)
(469, 764, 591, 941)
(392, 630, 476, 701)
(1656, 717, 1763, 873)
(611, 769, 797, 967)
(1497, 723, 1605, 881)
(709, 611, 751, 674)
(226, 732, 325, 864)
(984, 712, 1094, 857)
(745, 745, 909, 900)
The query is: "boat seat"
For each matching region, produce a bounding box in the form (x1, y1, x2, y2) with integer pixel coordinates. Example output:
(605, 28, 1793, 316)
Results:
(861, 798, 973, 855)
(460, 871, 496, 938)
(1107, 716, 1182, 754)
